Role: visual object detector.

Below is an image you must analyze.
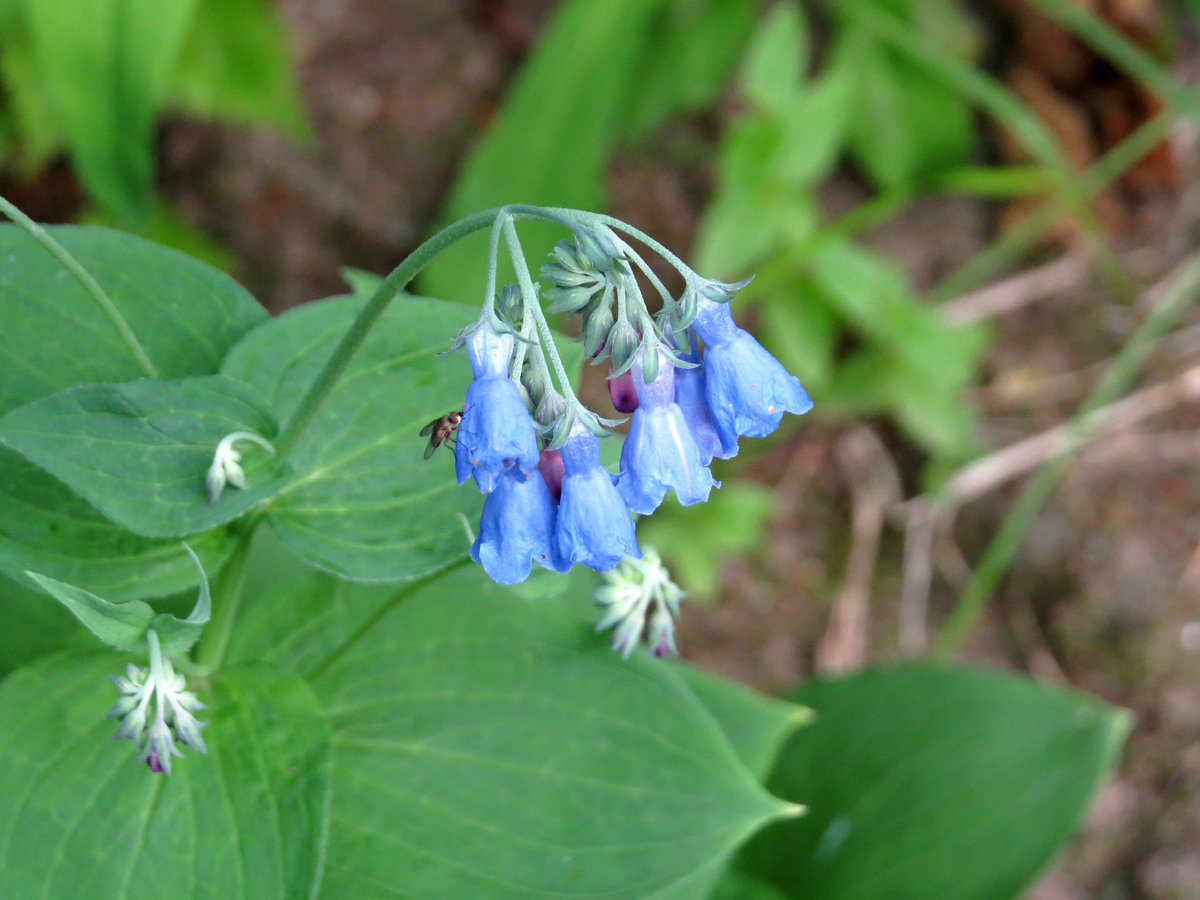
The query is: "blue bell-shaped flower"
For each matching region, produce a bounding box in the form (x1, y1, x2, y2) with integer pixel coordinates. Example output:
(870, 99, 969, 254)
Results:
(471, 467, 566, 584)
(555, 422, 640, 571)
(454, 322, 541, 492)
(671, 348, 722, 466)
(617, 348, 716, 515)
(691, 296, 812, 458)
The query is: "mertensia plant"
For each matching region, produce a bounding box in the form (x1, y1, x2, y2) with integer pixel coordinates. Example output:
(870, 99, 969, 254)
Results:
(0, 194, 1129, 900)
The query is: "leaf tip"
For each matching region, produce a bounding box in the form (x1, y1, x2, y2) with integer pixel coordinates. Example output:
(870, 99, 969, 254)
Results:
(777, 801, 807, 822)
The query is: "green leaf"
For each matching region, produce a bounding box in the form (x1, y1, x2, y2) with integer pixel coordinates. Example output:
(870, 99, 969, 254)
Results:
(731, 664, 1130, 900)
(0, 224, 264, 599)
(311, 565, 796, 898)
(695, 117, 819, 277)
(0, 376, 285, 539)
(24, 543, 210, 656)
(223, 526, 401, 675)
(621, 0, 758, 140)
(673, 663, 812, 779)
(0, 225, 266, 415)
(25, 0, 199, 223)
(23, 571, 153, 651)
(168, 0, 308, 139)
(810, 236, 986, 458)
(0, 654, 331, 900)
(421, 0, 671, 306)
(0, 572, 92, 676)
(222, 294, 483, 581)
(741, 2, 808, 112)
(842, 34, 974, 189)
(78, 199, 235, 272)
(772, 59, 853, 190)
(0, 448, 233, 602)
(339, 265, 383, 299)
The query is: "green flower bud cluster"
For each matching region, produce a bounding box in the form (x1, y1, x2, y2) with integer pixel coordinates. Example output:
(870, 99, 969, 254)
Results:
(540, 224, 692, 387)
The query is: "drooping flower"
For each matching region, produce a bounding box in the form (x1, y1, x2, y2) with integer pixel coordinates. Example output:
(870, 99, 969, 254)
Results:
(594, 547, 684, 659)
(454, 322, 540, 493)
(691, 296, 812, 458)
(672, 349, 722, 465)
(205, 431, 275, 503)
(555, 422, 640, 571)
(617, 348, 716, 515)
(108, 653, 207, 776)
(471, 467, 567, 584)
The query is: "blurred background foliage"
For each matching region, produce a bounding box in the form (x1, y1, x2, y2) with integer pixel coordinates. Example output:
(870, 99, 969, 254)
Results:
(0, 0, 1197, 896)
(0, 0, 304, 260)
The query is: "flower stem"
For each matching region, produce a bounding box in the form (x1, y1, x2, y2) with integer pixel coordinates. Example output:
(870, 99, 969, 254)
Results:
(0, 194, 158, 378)
(502, 216, 577, 401)
(588, 213, 693, 282)
(194, 516, 260, 671)
(272, 203, 635, 459)
(273, 207, 503, 459)
(147, 628, 165, 685)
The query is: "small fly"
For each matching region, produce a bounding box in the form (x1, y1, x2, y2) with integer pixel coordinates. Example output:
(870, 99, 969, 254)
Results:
(420, 410, 463, 460)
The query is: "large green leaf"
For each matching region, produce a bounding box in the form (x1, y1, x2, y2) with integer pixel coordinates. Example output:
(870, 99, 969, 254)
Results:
(222, 294, 483, 581)
(0, 225, 265, 597)
(0, 572, 92, 676)
(223, 526, 401, 676)
(311, 565, 796, 898)
(0, 448, 232, 601)
(730, 664, 1130, 900)
(0, 376, 285, 538)
(649, 664, 813, 900)
(24, 0, 198, 223)
(0, 225, 266, 415)
(672, 663, 811, 780)
(0, 653, 331, 899)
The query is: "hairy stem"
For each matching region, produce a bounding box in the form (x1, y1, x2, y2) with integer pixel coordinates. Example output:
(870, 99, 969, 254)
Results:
(273, 208, 503, 459)
(503, 216, 578, 401)
(193, 516, 261, 671)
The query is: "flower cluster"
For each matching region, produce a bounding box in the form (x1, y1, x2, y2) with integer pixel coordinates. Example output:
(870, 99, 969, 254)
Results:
(108, 644, 207, 775)
(442, 211, 811, 652)
(595, 547, 685, 658)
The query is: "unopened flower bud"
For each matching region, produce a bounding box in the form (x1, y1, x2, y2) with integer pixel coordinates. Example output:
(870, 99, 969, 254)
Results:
(605, 320, 640, 376)
(538, 448, 565, 501)
(593, 547, 684, 659)
(574, 227, 625, 273)
(583, 304, 615, 359)
(608, 367, 638, 414)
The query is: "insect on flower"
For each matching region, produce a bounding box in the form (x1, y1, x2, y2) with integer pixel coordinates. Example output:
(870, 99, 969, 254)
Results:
(420, 409, 463, 460)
